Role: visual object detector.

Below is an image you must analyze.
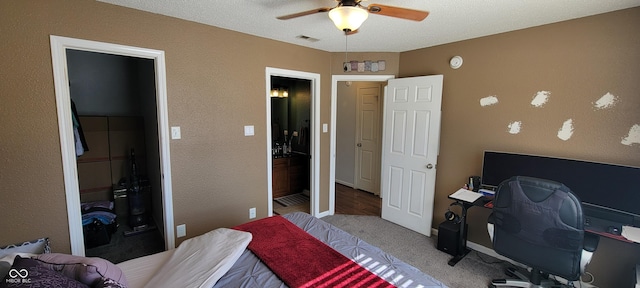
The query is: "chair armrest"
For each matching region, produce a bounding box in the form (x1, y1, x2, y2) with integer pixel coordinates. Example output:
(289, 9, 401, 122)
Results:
(583, 233, 599, 252)
(580, 234, 599, 273)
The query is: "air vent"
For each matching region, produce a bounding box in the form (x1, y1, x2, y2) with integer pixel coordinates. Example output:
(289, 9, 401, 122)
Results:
(296, 35, 319, 42)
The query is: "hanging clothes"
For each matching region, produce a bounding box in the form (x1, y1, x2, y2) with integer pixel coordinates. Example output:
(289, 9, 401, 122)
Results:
(70, 99, 89, 156)
(74, 128, 84, 156)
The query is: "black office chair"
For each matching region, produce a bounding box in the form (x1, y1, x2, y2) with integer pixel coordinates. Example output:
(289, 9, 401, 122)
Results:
(487, 176, 599, 287)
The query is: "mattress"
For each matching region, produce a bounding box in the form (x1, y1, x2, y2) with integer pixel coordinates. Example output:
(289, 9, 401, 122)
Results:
(118, 212, 447, 288)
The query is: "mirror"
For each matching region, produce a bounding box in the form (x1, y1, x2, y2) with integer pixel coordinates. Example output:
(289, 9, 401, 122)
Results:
(271, 76, 311, 157)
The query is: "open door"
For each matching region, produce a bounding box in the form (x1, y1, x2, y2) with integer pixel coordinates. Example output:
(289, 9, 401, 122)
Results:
(354, 85, 381, 194)
(380, 75, 443, 236)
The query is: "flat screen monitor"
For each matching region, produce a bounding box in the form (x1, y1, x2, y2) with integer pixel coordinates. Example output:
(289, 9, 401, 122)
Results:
(481, 150, 640, 219)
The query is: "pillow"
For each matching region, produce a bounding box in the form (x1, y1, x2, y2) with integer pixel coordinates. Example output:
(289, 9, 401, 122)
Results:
(35, 253, 128, 287)
(0, 253, 38, 280)
(0, 238, 50, 258)
(0, 261, 10, 281)
(0, 255, 88, 288)
(96, 277, 127, 288)
(144, 228, 251, 288)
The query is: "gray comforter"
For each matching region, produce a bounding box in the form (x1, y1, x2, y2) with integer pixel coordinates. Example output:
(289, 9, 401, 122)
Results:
(214, 212, 447, 288)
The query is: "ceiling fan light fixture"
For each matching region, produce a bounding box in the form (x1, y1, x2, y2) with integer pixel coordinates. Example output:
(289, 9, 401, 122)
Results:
(328, 6, 368, 32)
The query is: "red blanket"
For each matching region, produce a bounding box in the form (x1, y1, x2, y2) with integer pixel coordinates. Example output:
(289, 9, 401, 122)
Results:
(234, 216, 395, 288)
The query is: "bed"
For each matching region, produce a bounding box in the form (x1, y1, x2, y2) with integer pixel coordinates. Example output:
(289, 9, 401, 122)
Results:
(0, 212, 447, 287)
(117, 212, 447, 288)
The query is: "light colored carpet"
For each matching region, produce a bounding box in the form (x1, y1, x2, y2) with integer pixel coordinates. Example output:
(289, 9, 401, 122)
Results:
(321, 214, 510, 288)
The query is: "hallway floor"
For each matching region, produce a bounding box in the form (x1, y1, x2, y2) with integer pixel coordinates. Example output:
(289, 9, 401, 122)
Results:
(272, 184, 381, 216)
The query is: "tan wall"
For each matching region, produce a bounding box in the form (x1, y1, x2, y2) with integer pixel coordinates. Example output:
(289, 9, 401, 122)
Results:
(399, 7, 640, 287)
(0, 0, 333, 251)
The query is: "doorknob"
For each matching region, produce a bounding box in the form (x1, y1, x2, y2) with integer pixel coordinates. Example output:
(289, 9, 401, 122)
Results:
(357, 143, 362, 147)
(426, 163, 434, 169)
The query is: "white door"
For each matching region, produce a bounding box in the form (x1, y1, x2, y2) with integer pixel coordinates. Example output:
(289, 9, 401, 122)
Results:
(381, 75, 443, 236)
(355, 85, 380, 194)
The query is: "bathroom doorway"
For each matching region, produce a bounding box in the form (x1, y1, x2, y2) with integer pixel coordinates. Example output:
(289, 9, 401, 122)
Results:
(265, 68, 320, 217)
(270, 76, 312, 215)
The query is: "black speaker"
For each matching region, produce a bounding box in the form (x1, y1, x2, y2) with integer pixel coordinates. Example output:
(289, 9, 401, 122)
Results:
(437, 220, 467, 256)
(469, 176, 481, 192)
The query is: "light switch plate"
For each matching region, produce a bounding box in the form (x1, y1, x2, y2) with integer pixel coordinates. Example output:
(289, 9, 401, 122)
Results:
(322, 123, 328, 133)
(176, 224, 186, 237)
(244, 125, 255, 136)
(171, 126, 181, 139)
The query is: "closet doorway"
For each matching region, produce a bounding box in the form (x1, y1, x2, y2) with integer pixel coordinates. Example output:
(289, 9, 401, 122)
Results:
(50, 36, 175, 257)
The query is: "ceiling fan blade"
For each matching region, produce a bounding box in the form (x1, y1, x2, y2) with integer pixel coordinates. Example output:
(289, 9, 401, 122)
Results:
(367, 4, 429, 21)
(277, 7, 332, 20)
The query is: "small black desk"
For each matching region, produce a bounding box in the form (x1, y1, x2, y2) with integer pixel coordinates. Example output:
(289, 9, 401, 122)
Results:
(445, 193, 492, 266)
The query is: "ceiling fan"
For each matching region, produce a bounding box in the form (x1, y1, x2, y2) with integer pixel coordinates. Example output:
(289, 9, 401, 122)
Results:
(277, 0, 429, 33)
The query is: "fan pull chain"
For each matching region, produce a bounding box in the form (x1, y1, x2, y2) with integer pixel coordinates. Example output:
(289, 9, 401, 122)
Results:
(344, 32, 348, 71)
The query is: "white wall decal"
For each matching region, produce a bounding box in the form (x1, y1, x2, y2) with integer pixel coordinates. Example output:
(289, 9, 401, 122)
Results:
(480, 95, 499, 107)
(531, 91, 551, 107)
(557, 119, 574, 141)
(507, 121, 522, 134)
(621, 124, 640, 146)
(593, 92, 618, 110)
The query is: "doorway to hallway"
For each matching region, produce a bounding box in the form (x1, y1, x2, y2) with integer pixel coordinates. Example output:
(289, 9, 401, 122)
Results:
(330, 74, 395, 215)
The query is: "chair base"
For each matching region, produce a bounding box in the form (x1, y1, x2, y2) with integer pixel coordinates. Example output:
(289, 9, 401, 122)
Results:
(489, 267, 573, 288)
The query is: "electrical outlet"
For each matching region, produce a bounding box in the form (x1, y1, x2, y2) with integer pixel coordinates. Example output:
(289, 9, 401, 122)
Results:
(176, 224, 186, 237)
(249, 207, 256, 219)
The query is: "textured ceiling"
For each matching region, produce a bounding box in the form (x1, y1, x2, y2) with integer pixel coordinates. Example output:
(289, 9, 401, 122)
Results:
(97, 0, 640, 52)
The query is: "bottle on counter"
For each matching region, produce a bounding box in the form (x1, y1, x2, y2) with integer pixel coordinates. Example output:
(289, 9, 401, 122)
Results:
(274, 142, 282, 157)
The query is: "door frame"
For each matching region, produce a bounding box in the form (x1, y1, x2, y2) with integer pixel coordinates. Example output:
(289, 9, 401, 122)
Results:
(50, 35, 175, 255)
(265, 68, 320, 217)
(329, 75, 395, 215)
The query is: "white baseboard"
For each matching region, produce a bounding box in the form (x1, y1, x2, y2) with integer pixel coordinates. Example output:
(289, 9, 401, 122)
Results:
(316, 210, 331, 218)
(335, 179, 354, 187)
(430, 228, 598, 288)
(430, 227, 518, 265)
